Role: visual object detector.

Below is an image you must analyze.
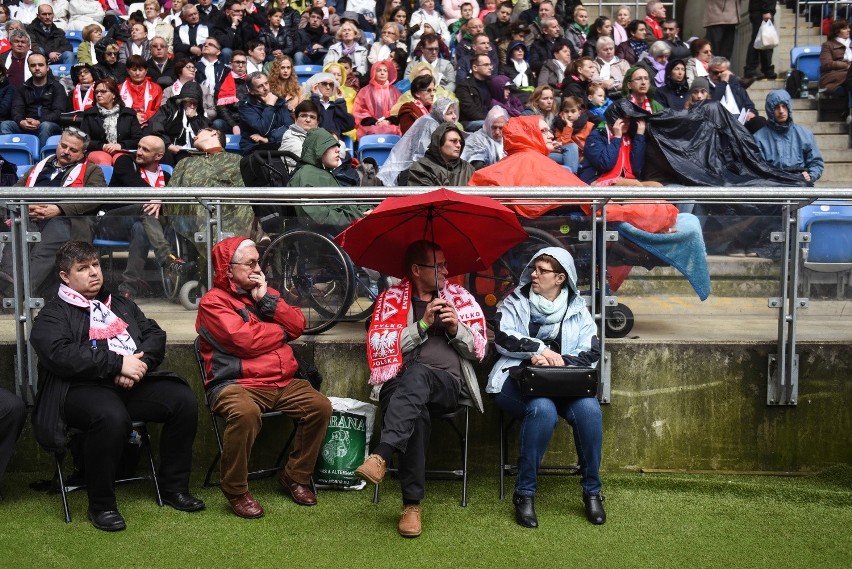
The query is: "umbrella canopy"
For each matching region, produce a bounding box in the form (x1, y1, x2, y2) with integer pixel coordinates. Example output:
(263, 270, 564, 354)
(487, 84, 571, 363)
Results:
(335, 188, 528, 279)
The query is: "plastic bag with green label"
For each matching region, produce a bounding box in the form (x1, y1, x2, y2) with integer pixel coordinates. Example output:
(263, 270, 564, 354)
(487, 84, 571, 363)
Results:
(314, 397, 377, 490)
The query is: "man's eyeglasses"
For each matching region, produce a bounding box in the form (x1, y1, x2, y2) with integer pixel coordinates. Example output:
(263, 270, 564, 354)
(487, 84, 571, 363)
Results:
(230, 259, 259, 269)
(319, 81, 334, 88)
(65, 126, 90, 142)
(422, 47, 439, 52)
(231, 60, 247, 65)
(415, 262, 448, 271)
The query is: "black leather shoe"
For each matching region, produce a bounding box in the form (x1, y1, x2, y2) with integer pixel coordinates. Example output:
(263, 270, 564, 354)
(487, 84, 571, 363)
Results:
(583, 493, 606, 525)
(162, 492, 206, 512)
(512, 492, 538, 528)
(87, 509, 126, 532)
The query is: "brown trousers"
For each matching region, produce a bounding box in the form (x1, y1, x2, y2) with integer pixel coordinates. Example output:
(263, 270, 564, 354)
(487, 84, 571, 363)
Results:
(211, 380, 332, 495)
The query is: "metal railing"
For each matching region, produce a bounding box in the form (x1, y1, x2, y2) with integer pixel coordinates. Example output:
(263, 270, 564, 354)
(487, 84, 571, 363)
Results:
(3, 185, 851, 409)
(793, 0, 851, 45)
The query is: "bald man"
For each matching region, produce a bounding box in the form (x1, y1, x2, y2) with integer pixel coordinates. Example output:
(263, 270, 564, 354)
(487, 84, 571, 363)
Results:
(101, 136, 194, 300)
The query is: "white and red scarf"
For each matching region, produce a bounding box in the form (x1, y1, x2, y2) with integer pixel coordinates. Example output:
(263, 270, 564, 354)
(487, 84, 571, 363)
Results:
(72, 84, 95, 112)
(25, 157, 87, 187)
(367, 279, 487, 385)
(141, 165, 165, 187)
(58, 284, 138, 356)
(120, 79, 155, 115)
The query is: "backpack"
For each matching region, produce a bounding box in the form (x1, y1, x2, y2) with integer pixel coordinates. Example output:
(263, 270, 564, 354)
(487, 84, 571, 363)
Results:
(785, 69, 806, 99)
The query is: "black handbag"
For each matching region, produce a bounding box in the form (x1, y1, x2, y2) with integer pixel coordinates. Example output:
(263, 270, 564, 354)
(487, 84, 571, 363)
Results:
(507, 364, 599, 398)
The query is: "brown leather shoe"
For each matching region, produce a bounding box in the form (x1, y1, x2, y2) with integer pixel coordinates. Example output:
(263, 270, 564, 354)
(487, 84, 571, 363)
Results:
(354, 454, 386, 484)
(398, 505, 422, 538)
(223, 490, 264, 519)
(278, 470, 317, 506)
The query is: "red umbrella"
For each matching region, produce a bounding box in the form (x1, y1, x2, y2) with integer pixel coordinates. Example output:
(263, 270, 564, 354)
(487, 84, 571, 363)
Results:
(334, 188, 528, 279)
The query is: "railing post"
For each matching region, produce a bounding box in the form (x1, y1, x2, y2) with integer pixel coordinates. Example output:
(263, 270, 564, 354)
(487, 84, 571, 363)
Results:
(767, 204, 807, 406)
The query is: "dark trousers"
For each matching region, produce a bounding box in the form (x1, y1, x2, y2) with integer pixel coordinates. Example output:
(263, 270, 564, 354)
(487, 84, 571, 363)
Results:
(378, 364, 460, 502)
(0, 387, 26, 484)
(97, 205, 174, 294)
(63, 377, 198, 511)
(705, 24, 736, 61)
(745, 13, 775, 76)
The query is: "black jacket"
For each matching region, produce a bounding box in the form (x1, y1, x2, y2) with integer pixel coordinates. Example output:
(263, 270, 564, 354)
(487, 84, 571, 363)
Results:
(10, 77, 67, 123)
(195, 60, 229, 96)
(258, 23, 299, 57)
(147, 58, 177, 86)
(79, 106, 143, 152)
(0, 78, 14, 121)
(109, 153, 172, 188)
(215, 75, 250, 130)
(26, 22, 72, 56)
(310, 93, 354, 137)
(455, 76, 491, 125)
(149, 81, 210, 147)
(210, 11, 255, 51)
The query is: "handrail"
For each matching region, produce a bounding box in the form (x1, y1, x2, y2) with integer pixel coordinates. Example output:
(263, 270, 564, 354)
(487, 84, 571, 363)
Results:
(2, 186, 851, 201)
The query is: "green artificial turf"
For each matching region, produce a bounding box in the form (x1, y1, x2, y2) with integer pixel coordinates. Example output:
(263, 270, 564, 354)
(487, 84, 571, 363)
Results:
(1, 466, 850, 569)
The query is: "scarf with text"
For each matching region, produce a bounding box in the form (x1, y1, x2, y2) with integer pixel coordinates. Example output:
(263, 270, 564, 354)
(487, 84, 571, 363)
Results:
(367, 278, 487, 385)
(58, 284, 138, 356)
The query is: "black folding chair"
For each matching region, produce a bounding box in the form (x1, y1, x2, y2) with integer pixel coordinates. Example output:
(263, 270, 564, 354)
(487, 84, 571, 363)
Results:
(193, 337, 298, 487)
(55, 422, 163, 523)
(372, 404, 471, 507)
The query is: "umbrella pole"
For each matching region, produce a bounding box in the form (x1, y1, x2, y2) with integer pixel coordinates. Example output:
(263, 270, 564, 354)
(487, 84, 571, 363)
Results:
(427, 208, 441, 296)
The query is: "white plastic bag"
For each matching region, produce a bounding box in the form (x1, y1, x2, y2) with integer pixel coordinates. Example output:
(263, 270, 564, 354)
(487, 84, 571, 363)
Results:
(754, 20, 779, 50)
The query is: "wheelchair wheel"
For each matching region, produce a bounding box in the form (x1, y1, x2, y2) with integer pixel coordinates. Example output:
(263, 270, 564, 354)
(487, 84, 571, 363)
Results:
(179, 280, 207, 311)
(160, 226, 186, 302)
(604, 303, 634, 338)
(465, 227, 563, 327)
(344, 265, 388, 322)
(260, 230, 353, 334)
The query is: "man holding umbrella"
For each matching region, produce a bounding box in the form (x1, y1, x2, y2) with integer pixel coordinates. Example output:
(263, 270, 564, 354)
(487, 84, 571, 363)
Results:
(354, 239, 488, 538)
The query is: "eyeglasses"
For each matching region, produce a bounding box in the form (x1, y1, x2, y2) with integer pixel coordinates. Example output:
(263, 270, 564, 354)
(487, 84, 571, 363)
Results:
(203, 43, 219, 48)
(230, 259, 259, 269)
(231, 60, 247, 65)
(530, 266, 559, 276)
(418, 88, 437, 94)
(319, 81, 334, 87)
(297, 114, 318, 121)
(422, 47, 439, 52)
(415, 262, 448, 271)
(94, 89, 110, 94)
(65, 126, 90, 142)
(474, 62, 493, 67)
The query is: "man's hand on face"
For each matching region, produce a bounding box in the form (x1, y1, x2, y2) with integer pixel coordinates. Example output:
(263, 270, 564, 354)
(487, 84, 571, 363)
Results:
(249, 271, 268, 301)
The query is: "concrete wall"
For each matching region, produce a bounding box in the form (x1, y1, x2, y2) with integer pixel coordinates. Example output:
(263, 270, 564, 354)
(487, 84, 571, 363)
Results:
(4, 340, 850, 477)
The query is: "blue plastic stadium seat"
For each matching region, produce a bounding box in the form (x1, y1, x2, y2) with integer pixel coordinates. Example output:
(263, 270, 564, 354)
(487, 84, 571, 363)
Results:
(356, 134, 400, 167)
(340, 134, 354, 157)
(65, 30, 83, 50)
(40, 134, 62, 159)
(99, 165, 113, 184)
(16, 164, 32, 179)
(49, 64, 72, 79)
(790, 46, 821, 83)
(799, 200, 852, 297)
(224, 134, 242, 154)
(0, 134, 40, 165)
(295, 64, 323, 85)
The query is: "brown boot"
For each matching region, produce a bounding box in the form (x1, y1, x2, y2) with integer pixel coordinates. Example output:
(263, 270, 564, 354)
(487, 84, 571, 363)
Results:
(398, 505, 422, 538)
(354, 454, 386, 484)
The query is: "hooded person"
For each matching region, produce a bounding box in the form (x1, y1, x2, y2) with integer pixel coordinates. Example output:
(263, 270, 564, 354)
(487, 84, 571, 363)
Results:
(352, 59, 402, 138)
(487, 246, 604, 528)
(753, 89, 824, 185)
(654, 58, 689, 110)
(500, 40, 533, 91)
(377, 97, 460, 186)
(196, 236, 332, 519)
(390, 61, 458, 116)
(488, 74, 525, 117)
(306, 71, 356, 137)
(468, 114, 586, 218)
(406, 122, 476, 186)
(460, 105, 507, 169)
(289, 127, 370, 226)
(149, 80, 210, 164)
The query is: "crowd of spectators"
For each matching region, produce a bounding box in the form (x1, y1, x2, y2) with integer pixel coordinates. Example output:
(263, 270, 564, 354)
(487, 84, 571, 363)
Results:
(0, 1, 840, 273)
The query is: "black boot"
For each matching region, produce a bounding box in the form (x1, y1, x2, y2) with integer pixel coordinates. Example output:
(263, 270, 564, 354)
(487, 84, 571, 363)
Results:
(583, 493, 606, 525)
(512, 492, 538, 528)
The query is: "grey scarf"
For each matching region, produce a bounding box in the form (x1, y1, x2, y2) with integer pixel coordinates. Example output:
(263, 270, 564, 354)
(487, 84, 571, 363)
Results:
(97, 104, 121, 145)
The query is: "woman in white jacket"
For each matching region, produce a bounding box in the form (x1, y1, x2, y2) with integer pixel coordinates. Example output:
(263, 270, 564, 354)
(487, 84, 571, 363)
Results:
(409, 0, 450, 46)
(66, 0, 105, 32)
(488, 246, 605, 529)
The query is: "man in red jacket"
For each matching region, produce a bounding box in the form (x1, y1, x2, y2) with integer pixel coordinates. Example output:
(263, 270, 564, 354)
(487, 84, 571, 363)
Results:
(196, 236, 331, 519)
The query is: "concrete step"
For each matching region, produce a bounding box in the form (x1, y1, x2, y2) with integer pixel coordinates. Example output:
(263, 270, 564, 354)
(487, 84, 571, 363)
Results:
(813, 133, 850, 149)
(822, 148, 852, 162)
(818, 162, 852, 182)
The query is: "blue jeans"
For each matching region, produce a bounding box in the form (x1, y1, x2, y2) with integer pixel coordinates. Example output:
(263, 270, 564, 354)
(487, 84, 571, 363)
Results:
(0, 119, 62, 148)
(494, 375, 603, 497)
(549, 143, 579, 173)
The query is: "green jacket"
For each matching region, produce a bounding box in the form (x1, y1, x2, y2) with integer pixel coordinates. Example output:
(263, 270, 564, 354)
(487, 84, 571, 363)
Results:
(290, 128, 367, 227)
(407, 123, 475, 187)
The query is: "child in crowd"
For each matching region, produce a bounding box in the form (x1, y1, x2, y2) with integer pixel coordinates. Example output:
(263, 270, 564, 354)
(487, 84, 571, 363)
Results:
(479, 0, 497, 22)
(587, 83, 612, 120)
(449, 2, 475, 56)
(550, 96, 594, 172)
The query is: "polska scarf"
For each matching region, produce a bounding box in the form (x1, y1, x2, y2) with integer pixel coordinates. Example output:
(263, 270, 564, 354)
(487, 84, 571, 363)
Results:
(58, 284, 138, 356)
(120, 79, 155, 115)
(72, 84, 95, 112)
(367, 278, 487, 385)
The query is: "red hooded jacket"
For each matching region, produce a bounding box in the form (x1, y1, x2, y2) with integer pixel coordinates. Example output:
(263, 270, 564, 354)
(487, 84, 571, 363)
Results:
(196, 236, 306, 398)
(468, 115, 586, 218)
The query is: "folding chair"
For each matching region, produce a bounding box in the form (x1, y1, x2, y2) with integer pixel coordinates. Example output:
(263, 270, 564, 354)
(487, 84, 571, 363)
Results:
(372, 404, 471, 507)
(356, 134, 400, 167)
(55, 422, 163, 523)
(0, 134, 40, 165)
(498, 411, 579, 500)
(193, 337, 298, 487)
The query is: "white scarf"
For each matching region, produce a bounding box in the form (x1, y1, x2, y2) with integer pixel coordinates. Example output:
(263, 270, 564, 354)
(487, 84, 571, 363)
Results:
(178, 23, 208, 47)
(528, 288, 569, 342)
(72, 84, 95, 111)
(58, 284, 139, 356)
(838, 37, 852, 62)
(25, 157, 87, 187)
(511, 59, 529, 88)
(719, 83, 740, 115)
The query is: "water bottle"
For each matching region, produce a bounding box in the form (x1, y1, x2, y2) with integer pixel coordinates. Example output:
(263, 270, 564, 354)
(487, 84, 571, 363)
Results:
(799, 73, 809, 99)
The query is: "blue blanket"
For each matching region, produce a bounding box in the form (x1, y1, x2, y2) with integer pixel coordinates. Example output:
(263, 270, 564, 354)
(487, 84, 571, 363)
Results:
(614, 213, 711, 301)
